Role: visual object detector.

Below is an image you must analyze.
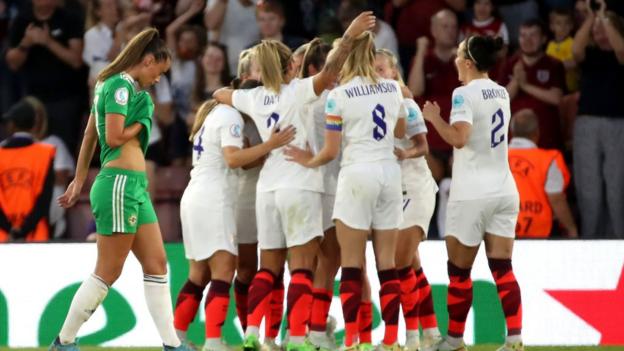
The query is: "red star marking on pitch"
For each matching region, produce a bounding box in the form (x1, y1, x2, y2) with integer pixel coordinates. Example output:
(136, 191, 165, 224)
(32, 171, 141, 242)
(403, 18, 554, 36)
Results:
(545, 266, 624, 345)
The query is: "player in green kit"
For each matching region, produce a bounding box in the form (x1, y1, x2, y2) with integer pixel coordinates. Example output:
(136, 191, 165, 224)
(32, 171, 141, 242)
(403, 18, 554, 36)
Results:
(50, 28, 192, 351)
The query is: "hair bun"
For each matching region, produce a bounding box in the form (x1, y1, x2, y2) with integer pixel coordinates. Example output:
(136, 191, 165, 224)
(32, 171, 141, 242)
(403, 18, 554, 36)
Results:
(492, 37, 504, 51)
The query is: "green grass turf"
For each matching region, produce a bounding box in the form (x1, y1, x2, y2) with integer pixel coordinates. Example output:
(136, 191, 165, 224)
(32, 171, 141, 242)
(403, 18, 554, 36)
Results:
(5, 346, 624, 351)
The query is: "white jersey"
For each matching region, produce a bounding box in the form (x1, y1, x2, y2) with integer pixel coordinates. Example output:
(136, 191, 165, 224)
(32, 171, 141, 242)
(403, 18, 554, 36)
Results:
(188, 104, 244, 191)
(326, 76, 407, 166)
(305, 89, 341, 195)
(394, 98, 437, 190)
(448, 78, 517, 201)
(232, 77, 323, 193)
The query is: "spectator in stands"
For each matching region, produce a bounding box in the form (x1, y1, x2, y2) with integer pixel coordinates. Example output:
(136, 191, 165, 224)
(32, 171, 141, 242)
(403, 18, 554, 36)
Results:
(0, 99, 55, 242)
(163, 1, 206, 166)
(572, 0, 624, 238)
(547, 7, 579, 92)
(83, 0, 121, 89)
(462, 0, 509, 43)
(5, 0, 84, 152)
(191, 42, 231, 110)
(339, 0, 400, 60)
(247, 0, 306, 50)
(28, 96, 74, 239)
(497, 0, 539, 48)
(166, 0, 206, 126)
(461, 0, 509, 55)
(205, 0, 259, 74)
(146, 75, 175, 196)
(508, 109, 577, 238)
(407, 9, 459, 181)
(384, 0, 465, 70)
(499, 19, 565, 149)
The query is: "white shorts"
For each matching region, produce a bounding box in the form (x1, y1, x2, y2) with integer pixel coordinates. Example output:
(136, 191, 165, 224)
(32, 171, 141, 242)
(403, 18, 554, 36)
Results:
(180, 187, 238, 260)
(445, 195, 520, 247)
(256, 189, 324, 249)
(333, 161, 403, 231)
(322, 194, 336, 231)
(400, 183, 437, 234)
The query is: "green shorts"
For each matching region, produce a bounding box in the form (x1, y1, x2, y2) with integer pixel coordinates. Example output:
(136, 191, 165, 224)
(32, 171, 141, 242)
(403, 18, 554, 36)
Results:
(90, 167, 157, 235)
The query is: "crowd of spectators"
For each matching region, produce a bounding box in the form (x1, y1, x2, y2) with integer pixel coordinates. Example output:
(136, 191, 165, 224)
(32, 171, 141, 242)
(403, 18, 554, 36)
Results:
(0, 0, 623, 241)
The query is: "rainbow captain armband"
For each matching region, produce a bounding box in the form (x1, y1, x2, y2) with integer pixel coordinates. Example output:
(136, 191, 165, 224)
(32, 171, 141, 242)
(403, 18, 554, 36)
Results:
(326, 115, 343, 131)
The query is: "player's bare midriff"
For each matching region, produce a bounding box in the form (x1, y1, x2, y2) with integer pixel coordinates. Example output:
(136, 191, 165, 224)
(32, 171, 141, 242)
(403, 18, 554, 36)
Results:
(104, 137, 145, 172)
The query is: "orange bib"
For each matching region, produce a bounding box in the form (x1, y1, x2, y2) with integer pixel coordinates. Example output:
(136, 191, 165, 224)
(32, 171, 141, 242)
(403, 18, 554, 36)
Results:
(509, 148, 570, 238)
(0, 143, 55, 242)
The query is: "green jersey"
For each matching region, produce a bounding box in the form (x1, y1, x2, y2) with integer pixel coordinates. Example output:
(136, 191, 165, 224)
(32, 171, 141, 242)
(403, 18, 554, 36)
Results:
(92, 72, 154, 166)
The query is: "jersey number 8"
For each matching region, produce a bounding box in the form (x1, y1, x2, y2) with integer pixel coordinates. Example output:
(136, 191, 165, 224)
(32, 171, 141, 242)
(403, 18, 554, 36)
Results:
(491, 108, 505, 148)
(372, 104, 387, 141)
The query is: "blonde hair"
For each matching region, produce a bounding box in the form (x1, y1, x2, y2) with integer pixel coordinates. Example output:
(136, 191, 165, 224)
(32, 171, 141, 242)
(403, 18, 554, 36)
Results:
(293, 43, 310, 58)
(237, 49, 254, 78)
(375, 48, 405, 86)
(189, 100, 219, 141)
(23, 96, 48, 139)
(253, 40, 292, 93)
(97, 28, 171, 82)
(340, 32, 378, 85)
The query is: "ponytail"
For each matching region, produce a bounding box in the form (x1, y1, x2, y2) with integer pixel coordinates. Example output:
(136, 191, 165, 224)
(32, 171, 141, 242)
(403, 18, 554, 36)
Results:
(254, 40, 292, 93)
(300, 38, 332, 78)
(464, 35, 504, 72)
(97, 27, 171, 82)
(340, 32, 377, 85)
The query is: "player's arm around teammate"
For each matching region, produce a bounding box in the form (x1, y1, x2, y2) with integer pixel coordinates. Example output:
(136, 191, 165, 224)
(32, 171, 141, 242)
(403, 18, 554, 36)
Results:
(175, 80, 295, 348)
(422, 36, 524, 351)
(52, 29, 193, 351)
(210, 12, 375, 351)
(375, 49, 443, 351)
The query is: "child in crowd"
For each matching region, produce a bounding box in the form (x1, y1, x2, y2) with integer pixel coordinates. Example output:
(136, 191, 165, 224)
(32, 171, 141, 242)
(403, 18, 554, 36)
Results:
(546, 8, 578, 92)
(461, 0, 509, 47)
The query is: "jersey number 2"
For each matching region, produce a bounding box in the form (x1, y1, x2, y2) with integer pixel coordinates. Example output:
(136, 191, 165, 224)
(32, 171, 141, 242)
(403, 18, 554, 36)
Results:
(267, 112, 280, 129)
(372, 104, 387, 141)
(491, 108, 505, 148)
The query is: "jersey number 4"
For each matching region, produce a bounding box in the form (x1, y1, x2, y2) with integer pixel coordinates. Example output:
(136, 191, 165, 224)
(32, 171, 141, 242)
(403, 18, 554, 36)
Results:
(491, 108, 505, 148)
(372, 104, 387, 141)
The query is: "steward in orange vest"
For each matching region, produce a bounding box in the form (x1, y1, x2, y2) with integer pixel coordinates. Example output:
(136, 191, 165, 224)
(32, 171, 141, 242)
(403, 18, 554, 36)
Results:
(508, 109, 577, 238)
(0, 100, 55, 242)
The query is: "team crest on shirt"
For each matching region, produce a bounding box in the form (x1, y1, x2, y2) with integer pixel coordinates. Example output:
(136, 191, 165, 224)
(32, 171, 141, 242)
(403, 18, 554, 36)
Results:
(326, 98, 337, 113)
(407, 107, 419, 122)
(128, 214, 137, 226)
(115, 87, 129, 105)
(452, 94, 465, 108)
(230, 124, 242, 138)
(537, 70, 550, 83)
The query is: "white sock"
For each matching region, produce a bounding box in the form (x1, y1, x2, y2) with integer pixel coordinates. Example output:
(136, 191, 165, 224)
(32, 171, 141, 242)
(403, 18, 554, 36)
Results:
(309, 331, 325, 340)
(423, 327, 441, 338)
(144, 274, 181, 347)
(446, 336, 464, 347)
(245, 326, 260, 338)
(290, 336, 306, 344)
(59, 274, 109, 344)
(175, 329, 187, 343)
(406, 329, 420, 341)
(506, 334, 522, 344)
